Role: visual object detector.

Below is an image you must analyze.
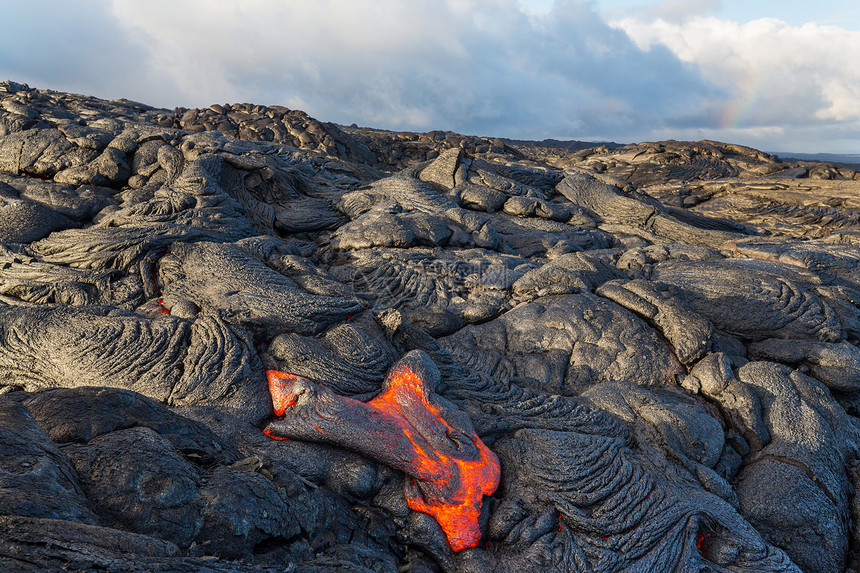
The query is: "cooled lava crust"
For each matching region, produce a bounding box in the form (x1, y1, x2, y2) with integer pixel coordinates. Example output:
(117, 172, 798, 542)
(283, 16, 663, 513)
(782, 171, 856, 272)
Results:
(1, 80, 860, 573)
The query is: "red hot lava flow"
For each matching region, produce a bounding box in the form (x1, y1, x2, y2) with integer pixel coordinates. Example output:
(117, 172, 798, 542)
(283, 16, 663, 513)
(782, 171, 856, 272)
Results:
(263, 350, 500, 552)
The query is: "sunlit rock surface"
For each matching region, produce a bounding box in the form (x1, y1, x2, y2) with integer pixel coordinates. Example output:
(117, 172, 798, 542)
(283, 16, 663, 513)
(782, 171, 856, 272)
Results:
(1, 80, 860, 572)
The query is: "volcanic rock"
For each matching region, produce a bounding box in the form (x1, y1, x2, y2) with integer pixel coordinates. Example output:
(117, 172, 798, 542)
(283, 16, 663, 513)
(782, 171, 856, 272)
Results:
(1, 80, 859, 572)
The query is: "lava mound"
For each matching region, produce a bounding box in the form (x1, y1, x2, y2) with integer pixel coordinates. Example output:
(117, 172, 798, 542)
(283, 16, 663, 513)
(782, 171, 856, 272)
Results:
(1, 81, 860, 573)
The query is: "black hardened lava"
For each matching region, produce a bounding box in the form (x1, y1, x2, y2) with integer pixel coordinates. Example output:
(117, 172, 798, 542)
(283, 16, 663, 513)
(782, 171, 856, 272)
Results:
(1, 80, 859, 572)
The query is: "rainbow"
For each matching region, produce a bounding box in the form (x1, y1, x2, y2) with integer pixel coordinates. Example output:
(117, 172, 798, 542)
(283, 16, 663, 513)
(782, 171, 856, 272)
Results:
(722, 73, 766, 129)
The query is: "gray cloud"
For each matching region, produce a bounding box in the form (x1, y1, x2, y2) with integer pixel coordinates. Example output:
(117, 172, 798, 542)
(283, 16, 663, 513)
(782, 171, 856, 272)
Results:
(0, 0, 165, 103)
(107, 0, 721, 140)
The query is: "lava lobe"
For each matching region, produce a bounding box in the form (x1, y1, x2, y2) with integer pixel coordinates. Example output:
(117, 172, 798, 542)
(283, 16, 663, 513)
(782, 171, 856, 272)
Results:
(264, 350, 500, 551)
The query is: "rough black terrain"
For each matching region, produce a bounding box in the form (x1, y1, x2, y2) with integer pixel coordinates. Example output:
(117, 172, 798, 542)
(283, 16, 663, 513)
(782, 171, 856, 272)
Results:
(1, 81, 860, 573)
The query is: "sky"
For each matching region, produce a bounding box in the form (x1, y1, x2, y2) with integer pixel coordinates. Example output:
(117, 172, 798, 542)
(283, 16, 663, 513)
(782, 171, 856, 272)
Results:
(1, 0, 859, 154)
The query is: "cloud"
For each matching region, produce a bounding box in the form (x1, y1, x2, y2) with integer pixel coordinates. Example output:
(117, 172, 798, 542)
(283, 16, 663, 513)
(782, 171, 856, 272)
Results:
(612, 15, 860, 149)
(0, 0, 718, 142)
(598, 0, 720, 24)
(0, 0, 858, 152)
(0, 0, 165, 103)
(651, 0, 721, 22)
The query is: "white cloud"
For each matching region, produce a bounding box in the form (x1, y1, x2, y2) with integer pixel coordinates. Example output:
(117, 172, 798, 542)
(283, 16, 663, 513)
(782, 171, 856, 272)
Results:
(612, 16, 860, 135)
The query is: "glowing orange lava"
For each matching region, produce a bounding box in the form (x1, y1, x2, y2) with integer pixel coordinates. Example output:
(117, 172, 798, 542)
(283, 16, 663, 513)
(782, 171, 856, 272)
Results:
(267, 371, 304, 415)
(368, 362, 500, 551)
(264, 352, 500, 552)
(696, 532, 711, 555)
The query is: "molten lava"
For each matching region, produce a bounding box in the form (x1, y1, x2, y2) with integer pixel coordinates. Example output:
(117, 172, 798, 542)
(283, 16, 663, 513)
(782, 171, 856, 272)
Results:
(263, 350, 500, 552)
(696, 532, 711, 556)
(267, 371, 303, 415)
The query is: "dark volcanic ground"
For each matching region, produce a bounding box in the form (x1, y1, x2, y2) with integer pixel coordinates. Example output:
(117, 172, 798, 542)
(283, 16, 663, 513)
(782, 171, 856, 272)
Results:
(1, 80, 860, 573)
